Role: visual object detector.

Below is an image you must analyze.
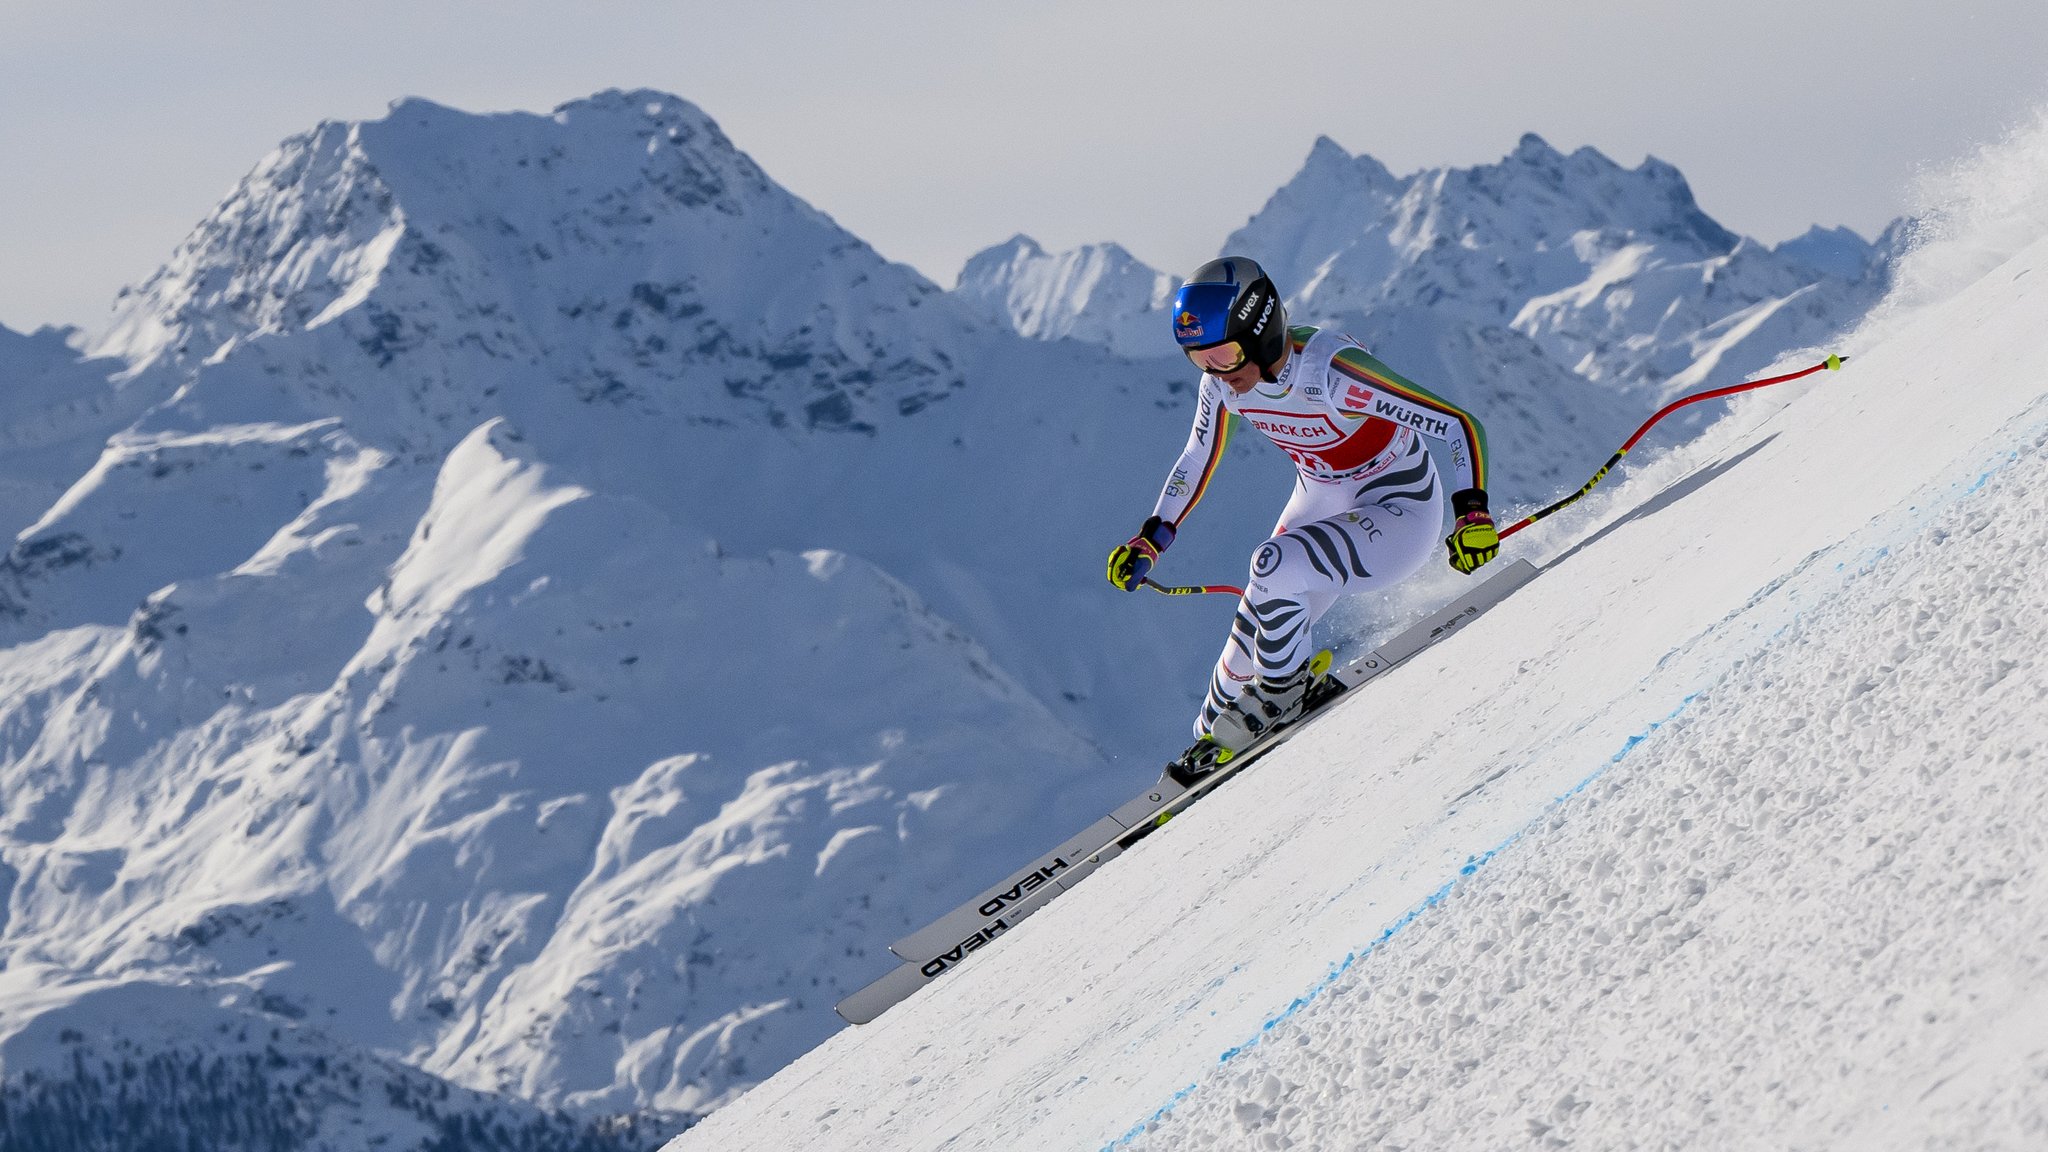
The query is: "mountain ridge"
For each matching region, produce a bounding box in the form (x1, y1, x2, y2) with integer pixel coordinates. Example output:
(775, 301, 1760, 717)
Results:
(958, 131, 1895, 406)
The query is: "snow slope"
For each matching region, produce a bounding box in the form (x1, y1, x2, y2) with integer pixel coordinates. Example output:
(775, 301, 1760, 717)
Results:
(673, 125, 2048, 1150)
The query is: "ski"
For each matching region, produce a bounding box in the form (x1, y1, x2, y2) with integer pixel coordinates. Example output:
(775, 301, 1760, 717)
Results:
(835, 557, 1540, 1024)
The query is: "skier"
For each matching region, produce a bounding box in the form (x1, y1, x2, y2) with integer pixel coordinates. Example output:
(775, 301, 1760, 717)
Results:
(1107, 257, 1498, 780)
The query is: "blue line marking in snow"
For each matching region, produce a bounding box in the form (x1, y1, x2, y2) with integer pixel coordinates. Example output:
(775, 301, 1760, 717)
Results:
(1099, 697, 1697, 1151)
(1102, 1082, 1197, 1147)
(1100, 421, 2048, 1150)
(1965, 452, 2018, 495)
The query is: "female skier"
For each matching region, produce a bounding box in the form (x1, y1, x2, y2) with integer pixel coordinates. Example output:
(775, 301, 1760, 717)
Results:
(1107, 257, 1499, 778)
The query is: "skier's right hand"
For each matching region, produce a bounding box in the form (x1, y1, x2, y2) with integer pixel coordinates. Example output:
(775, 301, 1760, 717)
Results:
(1107, 516, 1176, 591)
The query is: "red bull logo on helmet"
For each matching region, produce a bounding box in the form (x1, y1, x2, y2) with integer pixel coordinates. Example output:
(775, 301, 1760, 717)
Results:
(1174, 310, 1205, 341)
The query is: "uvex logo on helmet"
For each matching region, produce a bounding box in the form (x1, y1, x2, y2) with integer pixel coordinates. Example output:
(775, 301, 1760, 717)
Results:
(1234, 286, 1276, 336)
(1251, 296, 1275, 336)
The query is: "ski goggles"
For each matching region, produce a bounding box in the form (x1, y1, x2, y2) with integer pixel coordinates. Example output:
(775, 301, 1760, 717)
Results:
(1185, 341, 1250, 375)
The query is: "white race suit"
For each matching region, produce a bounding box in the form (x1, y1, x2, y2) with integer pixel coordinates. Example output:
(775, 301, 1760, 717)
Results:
(1148, 326, 1491, 737)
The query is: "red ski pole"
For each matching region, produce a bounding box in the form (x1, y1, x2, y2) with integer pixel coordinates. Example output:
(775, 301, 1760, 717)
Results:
(1142, 576, 1245, 598)
(1498, 354, 1845, 540)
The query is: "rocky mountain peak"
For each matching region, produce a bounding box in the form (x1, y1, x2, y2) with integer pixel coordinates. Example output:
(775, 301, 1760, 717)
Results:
(1773, 223, 1879, 280)
(967, 133, 1891, 414)
(1511, 131, 1562, 162)
(953, 235, 1176, 358)
(91, 90, 979, 452)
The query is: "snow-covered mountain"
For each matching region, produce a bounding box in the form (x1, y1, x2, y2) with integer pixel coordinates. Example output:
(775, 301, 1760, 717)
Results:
(0, 88, 1919, 1149)
(0, 968, 673, 1149)
(961, 132, 1898, 410)
(0, 325, 163, 546)
(674, 113, 2048, 1152)
(3, 90, 1226, 1137)
(952, 236, 1175, 358)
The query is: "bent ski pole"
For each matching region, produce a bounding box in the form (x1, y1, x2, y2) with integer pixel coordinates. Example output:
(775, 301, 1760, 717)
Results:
(1142, 576, 1245, 598)
(1498, 354, 1845, 540)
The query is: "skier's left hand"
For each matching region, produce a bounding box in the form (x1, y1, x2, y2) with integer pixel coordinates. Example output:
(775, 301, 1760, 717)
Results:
(1445, 488, 1498, 574)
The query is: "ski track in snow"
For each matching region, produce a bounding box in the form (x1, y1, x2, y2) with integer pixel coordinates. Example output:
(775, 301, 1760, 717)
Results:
(1114, 413, 2048, 1150)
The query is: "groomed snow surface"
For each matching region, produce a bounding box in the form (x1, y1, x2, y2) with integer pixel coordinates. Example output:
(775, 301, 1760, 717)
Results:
(675, 126, 2048, 1150)
(1123, 413, 2048, 1152)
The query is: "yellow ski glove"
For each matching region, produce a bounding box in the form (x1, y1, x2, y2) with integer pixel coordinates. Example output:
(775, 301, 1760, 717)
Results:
(1107, 516, 1175, 591)
(1446, 488, 1498, 575)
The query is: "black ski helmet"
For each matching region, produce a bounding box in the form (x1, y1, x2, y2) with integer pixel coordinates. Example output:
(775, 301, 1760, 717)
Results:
(1171, 257, 1288, 382)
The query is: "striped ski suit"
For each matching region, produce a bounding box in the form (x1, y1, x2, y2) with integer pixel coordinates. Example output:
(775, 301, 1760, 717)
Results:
(1149, 327, 1490, 738)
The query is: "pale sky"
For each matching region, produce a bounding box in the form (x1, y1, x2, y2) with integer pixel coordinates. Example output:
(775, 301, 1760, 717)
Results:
(4, 0, 2046, 335)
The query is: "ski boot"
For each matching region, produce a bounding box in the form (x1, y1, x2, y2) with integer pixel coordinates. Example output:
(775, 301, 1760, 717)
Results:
(1165, 733, 1234, 787)
(1164, 650, 1332, 788)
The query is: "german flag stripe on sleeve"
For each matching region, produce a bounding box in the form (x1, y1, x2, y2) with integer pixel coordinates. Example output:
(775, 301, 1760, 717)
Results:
(1178, 408, 1231, 524)
(1330, 346, 1488, 490)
